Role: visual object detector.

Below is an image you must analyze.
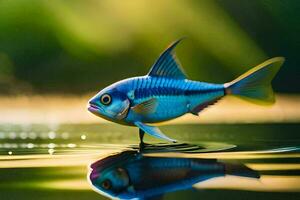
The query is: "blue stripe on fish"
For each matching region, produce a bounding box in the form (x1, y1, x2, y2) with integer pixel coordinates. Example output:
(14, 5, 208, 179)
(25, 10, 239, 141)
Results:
(88, 38, 284, 142)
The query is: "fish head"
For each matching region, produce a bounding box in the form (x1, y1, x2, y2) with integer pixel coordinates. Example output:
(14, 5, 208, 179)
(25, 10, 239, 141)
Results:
(88, 86, 130, 122)
(90, 166, 130, 197)
(89, 151, 136, 198)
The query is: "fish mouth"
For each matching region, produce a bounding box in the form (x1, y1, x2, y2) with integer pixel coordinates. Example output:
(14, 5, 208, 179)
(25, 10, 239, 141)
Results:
(88, 104, 100, 113)
(88, 101, 129, 121)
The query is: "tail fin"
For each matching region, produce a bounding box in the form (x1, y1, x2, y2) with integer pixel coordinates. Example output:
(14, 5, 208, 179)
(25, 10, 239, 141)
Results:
(224, 57, 284, 104)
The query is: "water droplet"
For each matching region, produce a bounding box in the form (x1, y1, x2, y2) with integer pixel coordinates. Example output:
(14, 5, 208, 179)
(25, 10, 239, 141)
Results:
(8, 132, 16, 139)
(67, 143, 76, 148)
(27, 143, 34, 149)
(4, 143, 11, 148)
(81, 134, 87, 140)
(48, 131, 56, 140)
(48, 143, 56, 149)
(19, 132, 28, 140)
(48, 149, 55, 155)
(28, 132, 37, 139)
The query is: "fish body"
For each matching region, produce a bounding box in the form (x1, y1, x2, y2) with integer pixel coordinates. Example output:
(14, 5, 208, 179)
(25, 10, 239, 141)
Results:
(89, 150, 259, 200)
(97, 76, 224, 125)
(88, 39, 284, 142)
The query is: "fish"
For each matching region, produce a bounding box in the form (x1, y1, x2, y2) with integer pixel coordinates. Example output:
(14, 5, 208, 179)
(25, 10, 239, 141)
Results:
(88, 150, 259, 200)
(88, 39, 284, 142)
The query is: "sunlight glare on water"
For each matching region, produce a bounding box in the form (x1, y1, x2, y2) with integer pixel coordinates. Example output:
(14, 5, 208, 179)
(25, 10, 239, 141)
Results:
(0, 123, 299, 200)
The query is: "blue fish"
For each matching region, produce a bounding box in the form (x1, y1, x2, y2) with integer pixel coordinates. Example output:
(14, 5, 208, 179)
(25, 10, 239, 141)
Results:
(89, 150, 259, 200)
(88, 39, 284, 142)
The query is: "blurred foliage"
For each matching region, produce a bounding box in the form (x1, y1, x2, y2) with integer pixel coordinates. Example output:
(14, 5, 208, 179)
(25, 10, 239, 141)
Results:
(0, 0, 299, 94)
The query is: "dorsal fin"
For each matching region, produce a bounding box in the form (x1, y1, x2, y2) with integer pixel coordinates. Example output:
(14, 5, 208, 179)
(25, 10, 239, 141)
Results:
(148, 39, 187, 79)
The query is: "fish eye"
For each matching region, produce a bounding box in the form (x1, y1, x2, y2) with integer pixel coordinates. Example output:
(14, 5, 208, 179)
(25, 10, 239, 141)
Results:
(101, 179, 112, 190)
(100, 94, 111, 105)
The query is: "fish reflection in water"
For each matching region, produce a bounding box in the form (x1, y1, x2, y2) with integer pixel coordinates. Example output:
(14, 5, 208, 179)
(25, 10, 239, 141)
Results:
(88, 150, 259, 200)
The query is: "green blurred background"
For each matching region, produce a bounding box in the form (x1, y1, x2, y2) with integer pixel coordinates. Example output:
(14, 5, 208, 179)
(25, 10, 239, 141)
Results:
(0, 2, 300, 199)
(0, 0, 299, 95)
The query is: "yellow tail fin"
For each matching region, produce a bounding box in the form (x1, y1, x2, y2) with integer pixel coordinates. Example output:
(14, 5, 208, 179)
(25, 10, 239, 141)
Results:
(224, 57, 284, 105)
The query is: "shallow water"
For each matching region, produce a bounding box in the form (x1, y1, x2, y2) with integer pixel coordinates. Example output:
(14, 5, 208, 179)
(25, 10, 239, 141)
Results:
(0, 123, 299, 200)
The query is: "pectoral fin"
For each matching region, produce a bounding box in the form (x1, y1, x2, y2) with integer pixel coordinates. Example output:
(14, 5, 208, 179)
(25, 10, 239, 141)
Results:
(134, 122, 177, 142)
(132, 98, 158, 114)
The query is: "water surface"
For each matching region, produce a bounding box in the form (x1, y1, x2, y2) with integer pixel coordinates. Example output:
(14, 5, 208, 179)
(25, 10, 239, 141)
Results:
(0, 123, 299, 200)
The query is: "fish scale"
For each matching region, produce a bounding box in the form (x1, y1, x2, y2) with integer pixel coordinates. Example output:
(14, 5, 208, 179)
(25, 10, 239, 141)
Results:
(125, 76, 224, 124)
(88, 39, 284, 142)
